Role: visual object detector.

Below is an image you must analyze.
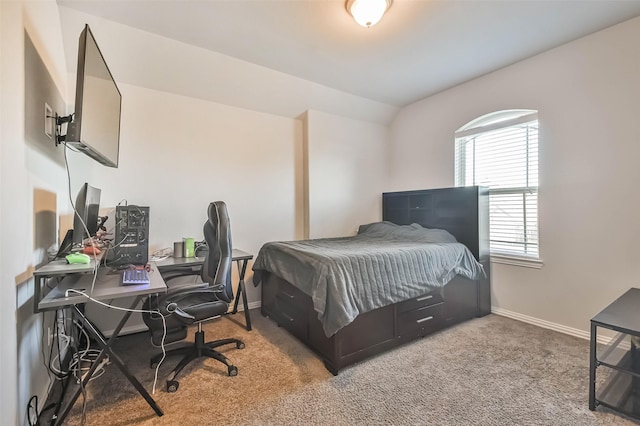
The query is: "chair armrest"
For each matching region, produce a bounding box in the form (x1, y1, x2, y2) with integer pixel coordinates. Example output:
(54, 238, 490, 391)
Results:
(149, 286, 227, 325)
(171, 306, 196, 323)
(165, 281, 208, 293)
(160, 265, 201, 282)
(161, 286, 224, 300)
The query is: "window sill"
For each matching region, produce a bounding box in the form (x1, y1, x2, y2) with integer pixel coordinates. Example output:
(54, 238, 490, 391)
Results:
(491, 254, 543, 269)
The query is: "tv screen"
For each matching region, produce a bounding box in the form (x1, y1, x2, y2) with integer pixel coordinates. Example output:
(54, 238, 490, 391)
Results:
(66, 25, 121, 168)
(72, 182, 101, 247)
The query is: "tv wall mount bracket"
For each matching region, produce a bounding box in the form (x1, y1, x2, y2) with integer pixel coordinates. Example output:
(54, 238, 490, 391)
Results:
(54, 113, 74, 146)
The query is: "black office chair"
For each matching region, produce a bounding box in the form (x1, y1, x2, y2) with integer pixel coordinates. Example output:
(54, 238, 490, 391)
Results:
(143, 201, 244, 393)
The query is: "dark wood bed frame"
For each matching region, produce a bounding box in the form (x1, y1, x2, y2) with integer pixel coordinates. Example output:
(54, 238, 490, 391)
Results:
(261, 186, 491, 374)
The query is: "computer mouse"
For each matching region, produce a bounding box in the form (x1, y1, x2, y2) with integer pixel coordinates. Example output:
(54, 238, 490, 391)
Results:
(65, 253, 91, 264)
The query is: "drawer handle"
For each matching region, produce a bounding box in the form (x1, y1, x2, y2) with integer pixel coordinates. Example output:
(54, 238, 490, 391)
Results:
(281, 312, 295, 322)
(280, 291, 295, 299)
(416, 316, 434, 324)
(416, 295, 433, 302)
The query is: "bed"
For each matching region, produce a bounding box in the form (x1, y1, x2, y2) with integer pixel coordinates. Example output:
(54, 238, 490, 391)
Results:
(253, 186, 491, 374)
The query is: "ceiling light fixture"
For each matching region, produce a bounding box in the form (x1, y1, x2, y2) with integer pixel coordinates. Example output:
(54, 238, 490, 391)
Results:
(346, 0, 392, 28)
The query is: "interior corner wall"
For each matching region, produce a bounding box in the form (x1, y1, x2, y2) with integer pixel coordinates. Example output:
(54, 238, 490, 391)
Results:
(300, 111, 310, 239)
(305, 110, 390, 239)
(388, 16, 640, 334)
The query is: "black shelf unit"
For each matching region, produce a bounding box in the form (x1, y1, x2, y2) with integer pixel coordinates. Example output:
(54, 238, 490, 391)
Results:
(590, 288, 640, 420)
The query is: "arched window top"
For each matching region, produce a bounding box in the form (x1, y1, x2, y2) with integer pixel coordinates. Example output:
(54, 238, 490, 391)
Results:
(456, 109, 538, 139)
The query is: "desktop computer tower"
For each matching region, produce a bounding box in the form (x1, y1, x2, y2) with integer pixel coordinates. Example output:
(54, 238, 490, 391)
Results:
(112, 205, 149, 266)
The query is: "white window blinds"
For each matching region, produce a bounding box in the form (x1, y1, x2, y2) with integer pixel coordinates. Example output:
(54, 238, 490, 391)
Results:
(455, 111, 539, 258)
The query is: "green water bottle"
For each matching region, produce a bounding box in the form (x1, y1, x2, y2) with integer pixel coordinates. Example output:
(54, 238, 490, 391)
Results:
(184, 237, 195, 258)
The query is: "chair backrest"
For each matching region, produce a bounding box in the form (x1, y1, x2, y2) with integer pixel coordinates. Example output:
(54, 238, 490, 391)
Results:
(201, 201, 233, 303)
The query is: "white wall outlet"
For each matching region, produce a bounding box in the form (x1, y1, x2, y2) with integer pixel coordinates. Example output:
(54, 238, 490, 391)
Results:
(44, 103, 53, 139)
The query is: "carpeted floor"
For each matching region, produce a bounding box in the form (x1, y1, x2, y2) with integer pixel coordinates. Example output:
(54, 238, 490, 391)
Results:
(53, 311, 638, 425)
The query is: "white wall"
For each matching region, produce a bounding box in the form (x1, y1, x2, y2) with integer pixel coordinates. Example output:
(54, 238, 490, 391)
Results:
(306, 110, 390, 238)
(389, 16, 640, 334)
(1, 1, 71, 423)
(67, 83, 303, 307)
(0, 4, 20, 424)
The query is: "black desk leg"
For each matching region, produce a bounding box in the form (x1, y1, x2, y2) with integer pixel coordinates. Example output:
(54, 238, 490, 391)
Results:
(231, 259, 252, 331)
(56, 298, 163, 424)
(589, 322, 597, 411)
(48, 366, 74, 425)
(34, 276, 43, 314)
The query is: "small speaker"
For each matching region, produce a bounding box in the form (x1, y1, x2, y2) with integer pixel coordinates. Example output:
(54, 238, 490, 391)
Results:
(112, 205, 149, 266)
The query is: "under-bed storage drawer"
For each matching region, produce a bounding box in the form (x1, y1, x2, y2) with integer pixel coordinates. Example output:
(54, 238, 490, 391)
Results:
(396, 289, 443, 313)
(276, 289, 308, 338)
(263, 277, 310, 340)
(397, 302, 444, 340)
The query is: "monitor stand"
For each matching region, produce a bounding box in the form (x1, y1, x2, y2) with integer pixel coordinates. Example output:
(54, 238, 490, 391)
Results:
(54, 229, 74, 259)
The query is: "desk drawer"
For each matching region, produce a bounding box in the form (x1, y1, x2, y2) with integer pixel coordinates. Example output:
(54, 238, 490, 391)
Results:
(397, 303, 444, 339)
(397, 289, 443, 314)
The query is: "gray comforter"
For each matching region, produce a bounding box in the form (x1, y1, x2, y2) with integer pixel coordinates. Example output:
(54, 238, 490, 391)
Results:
(253, 222, 485, 337)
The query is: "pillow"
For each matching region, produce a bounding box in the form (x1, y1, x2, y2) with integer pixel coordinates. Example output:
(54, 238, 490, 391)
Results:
(356, 221, 397, 236)
(357, 221, 457, 243)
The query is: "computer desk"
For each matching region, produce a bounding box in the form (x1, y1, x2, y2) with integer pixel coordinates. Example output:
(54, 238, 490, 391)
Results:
(35, 260, 167, 424)
(155, 248, 254, 331)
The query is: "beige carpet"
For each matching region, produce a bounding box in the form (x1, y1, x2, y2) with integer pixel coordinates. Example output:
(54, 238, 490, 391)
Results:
(55, 311, 637, 425)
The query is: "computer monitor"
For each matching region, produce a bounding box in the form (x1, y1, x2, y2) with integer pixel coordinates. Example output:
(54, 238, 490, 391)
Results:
(72, 182, 101, 247)
(65, 25, 121, 168)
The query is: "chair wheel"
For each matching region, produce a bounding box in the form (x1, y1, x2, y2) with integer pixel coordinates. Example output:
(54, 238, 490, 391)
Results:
(237, 342, 245, 350)
(228, 365, 238, 377)
(167, 380, 179, 393)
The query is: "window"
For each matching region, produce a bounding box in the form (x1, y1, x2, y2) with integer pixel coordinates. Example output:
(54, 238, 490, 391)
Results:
(455, 110, 539, 259)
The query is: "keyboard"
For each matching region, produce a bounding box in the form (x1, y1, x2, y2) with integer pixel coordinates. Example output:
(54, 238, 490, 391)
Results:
(122, 269, 150, 285)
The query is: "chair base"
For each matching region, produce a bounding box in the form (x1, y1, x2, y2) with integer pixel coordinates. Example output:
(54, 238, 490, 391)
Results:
(151, 325, 244, 392)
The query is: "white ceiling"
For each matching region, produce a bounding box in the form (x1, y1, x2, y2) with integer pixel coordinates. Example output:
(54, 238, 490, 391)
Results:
(58, 0, 640, 107)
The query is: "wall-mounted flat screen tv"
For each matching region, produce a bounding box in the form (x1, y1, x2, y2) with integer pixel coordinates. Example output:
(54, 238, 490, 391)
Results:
(65, 24, 121, 168)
